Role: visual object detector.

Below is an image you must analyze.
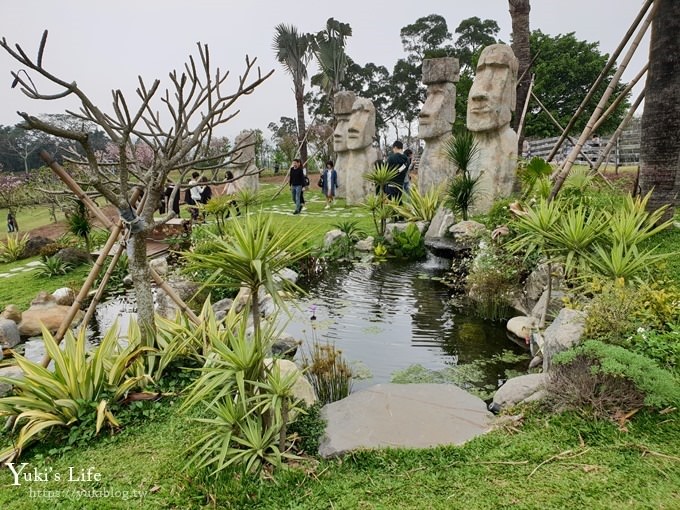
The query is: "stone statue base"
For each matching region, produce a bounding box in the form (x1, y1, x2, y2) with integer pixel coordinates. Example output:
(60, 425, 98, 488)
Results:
(418, 134, 456, 194)
(468, 127, 518, 214)
(344, 148, 378, 205)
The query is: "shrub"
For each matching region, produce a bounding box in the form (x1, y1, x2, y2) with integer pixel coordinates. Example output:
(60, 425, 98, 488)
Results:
(392, 183, 443, 223)
(630, 325, 680, 373)
(34, 255, 73, 277)
(0, 232, 30, 263)
(548, 340, 680, 417)
(390, 223, 426, 261)
(287, 402, 326, 456)
(0, 322, 152, 462)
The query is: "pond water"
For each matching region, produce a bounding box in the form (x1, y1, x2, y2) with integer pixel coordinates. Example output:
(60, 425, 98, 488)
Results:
(93, 255, 528, 397)
(284, 255, 528, 395)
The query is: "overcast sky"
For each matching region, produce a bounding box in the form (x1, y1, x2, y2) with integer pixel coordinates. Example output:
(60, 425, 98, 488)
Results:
(1, 0, 649, 140)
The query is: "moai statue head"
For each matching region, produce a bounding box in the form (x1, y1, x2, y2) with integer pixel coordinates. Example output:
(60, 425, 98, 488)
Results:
(467, 44, 519, 132)
(346, 97, 376, 151)
(233, 130, 256, 164)
(418, 57, 459, 140)
(333, 91, 357, 152)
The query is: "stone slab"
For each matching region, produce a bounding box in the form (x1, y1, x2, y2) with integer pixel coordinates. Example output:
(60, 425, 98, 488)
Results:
(319, 383, 493, 458)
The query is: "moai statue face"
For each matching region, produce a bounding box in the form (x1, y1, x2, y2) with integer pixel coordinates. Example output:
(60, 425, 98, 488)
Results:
(467, 44, 518, 132)
(333, 91, 356, 152)
(418, 82, 457, 140)
(346, 98, 376, 151)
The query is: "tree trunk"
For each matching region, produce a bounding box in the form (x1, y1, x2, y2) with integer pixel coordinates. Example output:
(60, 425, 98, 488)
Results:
(639, 0, 680, 219)
(509, 0, 532, 155)
(295, 89, 308, 166)
(127, 232, 155, 346)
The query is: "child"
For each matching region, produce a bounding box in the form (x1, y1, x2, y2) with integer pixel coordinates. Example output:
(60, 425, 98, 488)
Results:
(320, 160, 338, 209)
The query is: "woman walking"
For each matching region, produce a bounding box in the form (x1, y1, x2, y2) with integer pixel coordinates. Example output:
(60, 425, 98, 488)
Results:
(320, 160, 338, 209)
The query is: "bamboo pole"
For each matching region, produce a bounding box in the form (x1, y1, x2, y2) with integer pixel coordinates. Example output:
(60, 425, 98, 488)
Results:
(546, 0, 654, 162)
(516, 74, 535, 145)
(590, 90, 645, 175)
(548, 1, 656, 201)
(591, 63, 648, 135)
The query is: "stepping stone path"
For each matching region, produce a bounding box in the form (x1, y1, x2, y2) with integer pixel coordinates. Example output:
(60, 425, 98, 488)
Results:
(319, 383, 494, 458)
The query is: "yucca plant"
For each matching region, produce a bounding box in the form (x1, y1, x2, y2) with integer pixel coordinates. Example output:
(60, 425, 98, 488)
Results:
(0, 321, 152, 462)
(34, 255, 72, 277)
(363, 163, 400, 237)
(0, 232, 29, 263)
(391, 183, 444, 222)
(585, 242, 672, 281)
(233, 187, 260, 214)
(444, 129, 481, 220)
(328, 220, 366, 259)
(604, 191, 673, 247)
(202, 194, 238, 236)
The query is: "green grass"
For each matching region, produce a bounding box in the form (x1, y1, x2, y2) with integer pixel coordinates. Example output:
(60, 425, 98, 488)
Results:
(0, 405, 677, 509)
(1, 206, 64, 238)
(0, 257, 91, 310)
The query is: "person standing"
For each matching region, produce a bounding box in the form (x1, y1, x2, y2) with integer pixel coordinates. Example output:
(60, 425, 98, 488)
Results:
(289, 159, 305, 214)
(186, 171, 203, 221)
(385, 140, 409, 201)
(7, 211, 18, 233)
(320, 160, 338, 209)
(403, 148, 414, 195)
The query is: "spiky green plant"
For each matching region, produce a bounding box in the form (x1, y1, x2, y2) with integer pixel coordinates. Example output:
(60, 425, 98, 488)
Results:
(444, 130, 481, 220)
(0, 321, 152, 462)
(34, 255, 72, 277)
(519, 156, 553, 198)
(0, 232, 29, 263)
(392, 183, 444, 222)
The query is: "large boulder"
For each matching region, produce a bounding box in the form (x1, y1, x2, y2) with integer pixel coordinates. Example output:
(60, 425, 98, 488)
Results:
(489, 373, 547, 413)
(0, 365, 24, 396)
(530, 289, 566, 321)
(149, 257, 169, 278)
(384, 221, 428, 244)
(542, 308, 587, 372)
(323, 229, 345, 250)
(448, 220, 486, 242)
(18, 292, 84, 337)
(155, 278, 206, 320)
(21, 236, 52, 258)
(0, 318, 21, 348)
(271, 333, 299, 359)
(506, 316, 537, 343)
(55, 247, 91, 266)
(355, 236, 374, 252)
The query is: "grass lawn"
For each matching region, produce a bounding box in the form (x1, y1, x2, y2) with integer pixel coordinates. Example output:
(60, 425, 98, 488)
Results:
(1, 206, 65, 239)
(0, 402, 677, 509)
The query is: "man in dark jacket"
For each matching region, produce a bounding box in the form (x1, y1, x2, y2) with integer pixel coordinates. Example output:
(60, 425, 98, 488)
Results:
(385, 140, 409, 201)
(289, 159, 306, 214)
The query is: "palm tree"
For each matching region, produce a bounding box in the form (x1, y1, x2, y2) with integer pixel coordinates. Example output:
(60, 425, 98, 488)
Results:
(509, 0, 532, 155)
(273, 24, 313, 166)
(183, 212, 313, 336)
(444, 130, 481, 220)
(311, 18, 353, 107)
(639, 0, 680, 219)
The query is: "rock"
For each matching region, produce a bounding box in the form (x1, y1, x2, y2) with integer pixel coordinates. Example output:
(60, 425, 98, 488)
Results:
(0, 318, 21, 348)
(424, 237, 470, 259)
(212, 298, 234, 315)
(507, 316, 537, 342)
(1, 305, 22, 323)
(149, 257, 169, 278)
(0, 365, 24, 396)
(31, 291, 57, 306)
(542, 308, 587, 372)
(319, 383, 493, 459)
(55, 247, 91, 266)
(265, 358, 316, 406)
(530, 289, 566, 322)
(449, 220, 486, 241)
(323, 229, 345, 250)
(155, 278, 205, 320)
(274, 268, 298, 285)
(21, 236, 52, 258)
(528, 355, 543, 369)
(271, 333, 299, 359)
(489, 373, 548, 413)
(123, 274, 134, 287)
(355, 236, 374, 252)
(19, 302, 84, 338)
(52, 287, 76, 306)
(425, 207, 457, 239)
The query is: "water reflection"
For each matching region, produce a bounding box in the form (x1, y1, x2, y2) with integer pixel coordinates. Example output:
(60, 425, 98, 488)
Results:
(288, 258, 527, 391)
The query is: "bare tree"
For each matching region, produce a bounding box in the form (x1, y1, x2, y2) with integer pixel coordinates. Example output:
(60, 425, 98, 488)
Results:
(1, 30, 273, 341)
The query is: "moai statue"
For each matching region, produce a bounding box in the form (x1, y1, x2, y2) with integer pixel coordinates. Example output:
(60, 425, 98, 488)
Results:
(344, 97, 378, 205)
(332, 91, 356, 199)
(229, 130, 259, 192)
(417, 57, 460, 194)
(466, 44, 519, 213)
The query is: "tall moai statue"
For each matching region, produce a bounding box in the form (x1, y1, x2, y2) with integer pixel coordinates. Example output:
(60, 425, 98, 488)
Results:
(418, 57, 460, 194)
(466, 44, 519, 213)
(230, 130, 259, 192)
(332, 91, 356, 199)
(344, 97, 379, 205)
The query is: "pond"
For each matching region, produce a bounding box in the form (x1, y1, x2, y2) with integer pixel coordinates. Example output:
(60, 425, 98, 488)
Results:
(285, 255, 528, 397)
